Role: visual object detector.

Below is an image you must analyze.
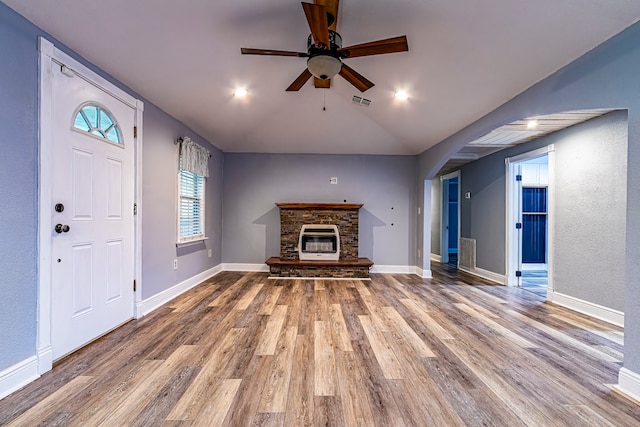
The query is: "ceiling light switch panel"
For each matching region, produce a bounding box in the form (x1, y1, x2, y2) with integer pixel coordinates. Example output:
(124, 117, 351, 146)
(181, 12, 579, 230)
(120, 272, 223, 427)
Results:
(330, 177, 338, 184)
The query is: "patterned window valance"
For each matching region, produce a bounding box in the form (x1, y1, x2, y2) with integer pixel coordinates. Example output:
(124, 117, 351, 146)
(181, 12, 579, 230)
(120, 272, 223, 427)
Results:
(179, 137, 209, 177)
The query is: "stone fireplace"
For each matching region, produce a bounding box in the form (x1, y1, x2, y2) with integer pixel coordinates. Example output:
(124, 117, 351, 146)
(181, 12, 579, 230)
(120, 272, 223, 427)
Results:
(266, 203, 373, 278)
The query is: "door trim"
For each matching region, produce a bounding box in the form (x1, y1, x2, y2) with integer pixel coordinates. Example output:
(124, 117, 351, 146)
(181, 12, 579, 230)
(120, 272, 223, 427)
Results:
(37, 37, 144, 374)
(505, 145, 554, 293)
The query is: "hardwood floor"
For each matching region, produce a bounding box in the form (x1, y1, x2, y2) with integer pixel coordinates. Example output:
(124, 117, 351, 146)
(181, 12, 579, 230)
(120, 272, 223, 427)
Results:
(2, 264, 639, 426)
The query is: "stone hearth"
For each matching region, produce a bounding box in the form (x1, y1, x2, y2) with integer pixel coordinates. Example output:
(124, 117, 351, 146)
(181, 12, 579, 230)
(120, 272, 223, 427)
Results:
(266, 203, 373, 278)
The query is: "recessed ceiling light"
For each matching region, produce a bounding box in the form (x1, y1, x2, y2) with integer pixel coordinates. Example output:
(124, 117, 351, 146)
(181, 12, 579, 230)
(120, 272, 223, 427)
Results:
(394, 91, 409, 100)
(527, 120, 538, 129)
(234, 88, 248, 97)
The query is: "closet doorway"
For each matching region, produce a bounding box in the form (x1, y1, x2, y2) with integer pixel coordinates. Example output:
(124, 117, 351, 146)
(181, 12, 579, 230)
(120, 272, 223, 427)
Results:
(506, 146, 554, 297)
(441, 171, 460, 267)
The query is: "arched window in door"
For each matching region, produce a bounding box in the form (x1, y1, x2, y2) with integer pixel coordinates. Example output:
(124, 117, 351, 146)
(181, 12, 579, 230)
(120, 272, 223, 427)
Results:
(73, 104, 123, 145)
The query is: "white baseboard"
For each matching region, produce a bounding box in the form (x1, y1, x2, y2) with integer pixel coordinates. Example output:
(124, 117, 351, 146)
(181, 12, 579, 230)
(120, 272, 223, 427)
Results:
(223, 263, 432, 279)
(370, 265, 414, 274)
(371, 264, 432, 278)
(221, 263, 270, 272)
(547, 291, 624, 327)
(0, 356, 39, 401)
(430, 253, 441, 262)
(616, 368, 640, 403)
(223, 263, 430, 277)
(268, 276, 370, 281)
(135, 264, 223, 318)
(458, 266, 506, 285)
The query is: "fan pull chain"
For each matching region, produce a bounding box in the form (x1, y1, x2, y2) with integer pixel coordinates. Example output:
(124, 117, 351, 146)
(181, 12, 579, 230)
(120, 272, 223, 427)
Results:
(323, 90, 326, 111)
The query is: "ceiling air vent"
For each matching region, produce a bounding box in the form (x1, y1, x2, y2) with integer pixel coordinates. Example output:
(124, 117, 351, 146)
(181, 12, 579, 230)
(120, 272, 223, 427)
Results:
(352, 95, 372, 107)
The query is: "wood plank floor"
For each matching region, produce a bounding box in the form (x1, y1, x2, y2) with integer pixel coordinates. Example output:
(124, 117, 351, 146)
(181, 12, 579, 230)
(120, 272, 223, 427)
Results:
(2, 264, 639, 426)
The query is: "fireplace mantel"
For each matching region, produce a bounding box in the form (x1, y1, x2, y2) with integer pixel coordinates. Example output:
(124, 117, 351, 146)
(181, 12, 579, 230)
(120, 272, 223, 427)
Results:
(276, 203, 363, 210)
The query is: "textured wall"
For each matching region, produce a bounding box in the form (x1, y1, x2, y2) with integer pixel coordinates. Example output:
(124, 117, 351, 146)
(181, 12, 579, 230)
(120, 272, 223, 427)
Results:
(222, 154, 417, 266)
(0, 3, 39, 371)
(553, 111, 627, 311)
(456, 111, 628, 311)
(458, 158, 508, 274)
(140, 104, 223, 300)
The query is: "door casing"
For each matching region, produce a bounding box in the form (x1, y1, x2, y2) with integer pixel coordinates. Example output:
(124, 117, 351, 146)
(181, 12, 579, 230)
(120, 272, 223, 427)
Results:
(505, 145, 554, 293)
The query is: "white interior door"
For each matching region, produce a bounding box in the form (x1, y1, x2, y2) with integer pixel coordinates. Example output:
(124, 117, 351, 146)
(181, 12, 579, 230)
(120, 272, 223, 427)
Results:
(50, 64, 135, 360)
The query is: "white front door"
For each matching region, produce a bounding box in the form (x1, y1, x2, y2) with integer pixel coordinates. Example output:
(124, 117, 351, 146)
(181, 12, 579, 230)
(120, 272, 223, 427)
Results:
(50, 64, 135, 360)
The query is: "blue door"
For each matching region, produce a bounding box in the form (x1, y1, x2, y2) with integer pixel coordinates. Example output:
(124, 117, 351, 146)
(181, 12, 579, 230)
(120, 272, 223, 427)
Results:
(522, 187, 547, 263)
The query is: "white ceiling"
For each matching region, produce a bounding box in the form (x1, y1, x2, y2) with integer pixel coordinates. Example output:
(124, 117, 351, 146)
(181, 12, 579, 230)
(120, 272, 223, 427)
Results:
(4, 0, 640, 155)
(436, 109, 614, 174)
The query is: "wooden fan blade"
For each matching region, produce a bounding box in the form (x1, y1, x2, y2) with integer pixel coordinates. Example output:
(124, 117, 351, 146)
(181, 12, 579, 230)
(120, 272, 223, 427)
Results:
(314, 78, 331, 89)
(339, 63, 374, 92)
(302, 2, 330, 48)
(339, 36, 408, 58)
(315, 0, 339, 31)
(287, 69, 313, 91)
(241, 48, 308, 57)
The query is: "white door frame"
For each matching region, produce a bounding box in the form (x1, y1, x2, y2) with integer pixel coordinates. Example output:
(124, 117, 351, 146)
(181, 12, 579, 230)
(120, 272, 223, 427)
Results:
(440, 171, 461, 265)
(505, 145, 554, 293)
(37, 37, 144, 374)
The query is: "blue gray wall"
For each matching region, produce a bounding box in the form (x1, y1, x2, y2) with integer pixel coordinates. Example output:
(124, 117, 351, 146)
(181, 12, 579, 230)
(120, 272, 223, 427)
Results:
(419, 22, 640, 376)
(141, 104, 222, 300)
(222, 154, 417, 266)
(453, 111, 627, 311)
(553, 112, 627, 311)
(0, 2, 39, 370)
(0, 3, 223, 373)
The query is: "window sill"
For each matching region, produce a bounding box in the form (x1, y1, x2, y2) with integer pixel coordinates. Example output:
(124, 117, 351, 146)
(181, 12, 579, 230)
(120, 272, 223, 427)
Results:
(176, 236, 209, 247)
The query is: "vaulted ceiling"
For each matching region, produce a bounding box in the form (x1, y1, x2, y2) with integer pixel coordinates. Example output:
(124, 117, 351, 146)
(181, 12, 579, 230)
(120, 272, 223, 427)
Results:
(4, 0, 640, 155)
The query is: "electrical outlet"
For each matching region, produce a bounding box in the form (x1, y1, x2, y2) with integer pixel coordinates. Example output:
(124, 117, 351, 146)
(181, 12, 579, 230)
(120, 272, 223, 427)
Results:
(418, 249, 421, 258)
(330, 177, 338, 184)
(208, 249, 212, 258)
(418, 207, 421, 215)
(173, 259, 178, 270)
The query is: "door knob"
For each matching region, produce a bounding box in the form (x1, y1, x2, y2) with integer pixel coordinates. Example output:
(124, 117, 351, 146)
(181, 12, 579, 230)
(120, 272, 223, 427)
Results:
(54, 203, 65, 213)
(55, 224, 70, 233)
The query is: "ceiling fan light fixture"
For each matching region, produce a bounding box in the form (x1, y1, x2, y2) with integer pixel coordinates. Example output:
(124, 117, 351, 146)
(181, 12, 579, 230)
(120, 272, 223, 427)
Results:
(307, 54, 342, 80)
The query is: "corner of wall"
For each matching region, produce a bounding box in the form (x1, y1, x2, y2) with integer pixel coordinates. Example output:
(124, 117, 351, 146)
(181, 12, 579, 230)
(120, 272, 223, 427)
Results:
(458, 266, 506, 285)
(616, 368, 640, 404)
(135, 263, 223, 318)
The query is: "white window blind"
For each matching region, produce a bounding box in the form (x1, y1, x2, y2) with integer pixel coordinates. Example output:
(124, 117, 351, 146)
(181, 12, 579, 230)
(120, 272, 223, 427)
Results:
(178, 153, 206, 243)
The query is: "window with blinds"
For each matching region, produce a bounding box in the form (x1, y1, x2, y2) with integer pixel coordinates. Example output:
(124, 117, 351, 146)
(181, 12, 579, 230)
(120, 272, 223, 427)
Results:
(178, 168, 205, 243)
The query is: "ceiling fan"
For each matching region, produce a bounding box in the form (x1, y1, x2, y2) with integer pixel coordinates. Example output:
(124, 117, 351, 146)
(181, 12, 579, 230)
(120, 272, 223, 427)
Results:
(240, 0, 408, 92)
